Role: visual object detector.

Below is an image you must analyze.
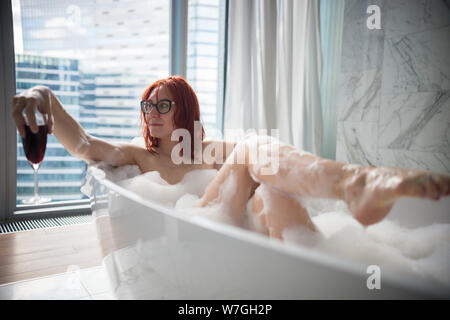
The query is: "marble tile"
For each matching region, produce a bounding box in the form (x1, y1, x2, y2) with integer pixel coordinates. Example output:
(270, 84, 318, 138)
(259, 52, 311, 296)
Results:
(382, 26, 450, 93)
(344, 0, 386, 24)
(338, 68, 381, 121)
(341, 0, 386, 72)
(0, 272, 89, 300)
(379, 91, 450, 152)
(341, 19, 385, 72)
(339, 0, 450, 175)
(385, 0, 450, 38)
(336, 121, 378, 166)
(377, 149, 450, 175)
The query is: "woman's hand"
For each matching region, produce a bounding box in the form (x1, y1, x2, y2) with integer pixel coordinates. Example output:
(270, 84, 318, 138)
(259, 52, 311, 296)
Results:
(11, 85, 54, 137)
(11, 85, 141, 166)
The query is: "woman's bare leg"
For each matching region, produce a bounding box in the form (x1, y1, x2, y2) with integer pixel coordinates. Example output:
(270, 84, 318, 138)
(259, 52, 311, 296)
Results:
(248, 184, 316, 239)
(245, 140, 450, 226)
(200, 140, 317, 235)
(200, 149, 259, 226)
(200, 145, 316, 237)
(202, 136, 450, 228)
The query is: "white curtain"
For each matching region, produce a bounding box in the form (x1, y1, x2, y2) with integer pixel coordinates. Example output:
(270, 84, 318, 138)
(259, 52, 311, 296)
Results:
(320, 0, 344, 160)
(223, 0, 323, 155)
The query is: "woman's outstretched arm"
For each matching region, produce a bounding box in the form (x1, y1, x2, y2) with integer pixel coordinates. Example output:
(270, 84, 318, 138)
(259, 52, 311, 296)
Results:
(11, 85, 141, 166)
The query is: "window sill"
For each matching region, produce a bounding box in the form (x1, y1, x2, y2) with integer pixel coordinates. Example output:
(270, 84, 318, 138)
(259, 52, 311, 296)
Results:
(12, 199, 91, 220)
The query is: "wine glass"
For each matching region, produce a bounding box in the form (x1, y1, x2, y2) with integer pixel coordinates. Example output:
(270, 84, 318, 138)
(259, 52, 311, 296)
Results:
(21, 111, 51, 204)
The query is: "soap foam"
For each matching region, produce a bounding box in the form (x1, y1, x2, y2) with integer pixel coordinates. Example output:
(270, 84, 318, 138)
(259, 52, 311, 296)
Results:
(283, 208, 450, 287)
(118, 168, 218, 208)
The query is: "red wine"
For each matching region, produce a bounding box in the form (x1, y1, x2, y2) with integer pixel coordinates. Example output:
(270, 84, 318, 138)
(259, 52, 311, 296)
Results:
(22, 124, 48, 164)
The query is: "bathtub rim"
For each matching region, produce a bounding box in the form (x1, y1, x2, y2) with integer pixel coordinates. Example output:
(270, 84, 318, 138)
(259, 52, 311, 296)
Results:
(87, 165, 450, 299)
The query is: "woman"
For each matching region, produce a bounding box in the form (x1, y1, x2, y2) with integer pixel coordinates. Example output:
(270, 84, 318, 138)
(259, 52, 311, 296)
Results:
(11, 76, 450, 239)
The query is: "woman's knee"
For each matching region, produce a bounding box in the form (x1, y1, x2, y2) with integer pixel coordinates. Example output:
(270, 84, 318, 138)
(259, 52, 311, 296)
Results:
(226, 135, 282, 183)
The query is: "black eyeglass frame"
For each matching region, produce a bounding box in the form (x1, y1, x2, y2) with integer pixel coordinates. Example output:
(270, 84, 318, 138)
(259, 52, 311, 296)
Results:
(140, 99, 175, 114)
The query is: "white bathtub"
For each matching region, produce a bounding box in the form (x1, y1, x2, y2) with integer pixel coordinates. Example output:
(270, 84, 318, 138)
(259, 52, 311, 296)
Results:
(86, 165, 450, 299)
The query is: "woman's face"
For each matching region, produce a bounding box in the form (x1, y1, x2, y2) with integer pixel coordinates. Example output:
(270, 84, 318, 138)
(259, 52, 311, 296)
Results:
(145, 85, 176, 139)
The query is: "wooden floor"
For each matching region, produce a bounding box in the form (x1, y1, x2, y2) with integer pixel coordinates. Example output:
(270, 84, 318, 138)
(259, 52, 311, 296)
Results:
(0, 223, 103, 285)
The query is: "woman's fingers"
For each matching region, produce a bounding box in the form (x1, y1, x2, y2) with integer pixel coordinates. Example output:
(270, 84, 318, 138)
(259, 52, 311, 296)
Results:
(11, 86, 53, 136)
(43, 89, 54, 134)
(11, 95, 27, 138)
(25, 97, 40, 133)
(33, 87, 53, 133)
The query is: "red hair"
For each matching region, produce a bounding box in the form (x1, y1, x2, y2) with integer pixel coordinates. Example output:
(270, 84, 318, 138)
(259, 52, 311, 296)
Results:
(140, 75, 205, 159)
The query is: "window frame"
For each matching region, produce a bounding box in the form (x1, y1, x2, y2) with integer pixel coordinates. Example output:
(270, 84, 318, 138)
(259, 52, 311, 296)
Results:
(1, 0, 18, 222)
(218, 0, 228, 134)
(170, 0, 188, 77)
(0, 0, 227, 222)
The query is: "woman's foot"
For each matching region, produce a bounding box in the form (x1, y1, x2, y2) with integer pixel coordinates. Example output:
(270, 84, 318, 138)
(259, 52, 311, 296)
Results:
(342, 166, 450, 226)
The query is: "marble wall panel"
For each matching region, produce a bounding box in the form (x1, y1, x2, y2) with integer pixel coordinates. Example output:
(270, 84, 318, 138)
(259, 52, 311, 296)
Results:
(341, 0, 386, 72)
(377, 148, 450, 175)
(336, 0, 449, 174)
(384, 0, 450, 39)
(343, 0, 386, 26)
(338, 68, 381, 121)
(336, 121, 378, 166)
(382, 26, 450, 93)
(379, 91, 450, 152)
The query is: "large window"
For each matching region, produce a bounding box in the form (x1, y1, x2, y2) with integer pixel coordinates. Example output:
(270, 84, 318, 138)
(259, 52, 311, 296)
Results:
(187, 0, 226, 139)
(9, 0, 227, 208)
(13, 0, 170, 204)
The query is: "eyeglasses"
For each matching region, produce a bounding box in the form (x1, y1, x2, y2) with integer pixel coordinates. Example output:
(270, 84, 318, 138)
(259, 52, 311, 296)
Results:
(140, 99, 175, 114)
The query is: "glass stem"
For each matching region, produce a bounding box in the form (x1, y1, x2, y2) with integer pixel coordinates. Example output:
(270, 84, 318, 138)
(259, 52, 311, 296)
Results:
(32, 163, 40, 200)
